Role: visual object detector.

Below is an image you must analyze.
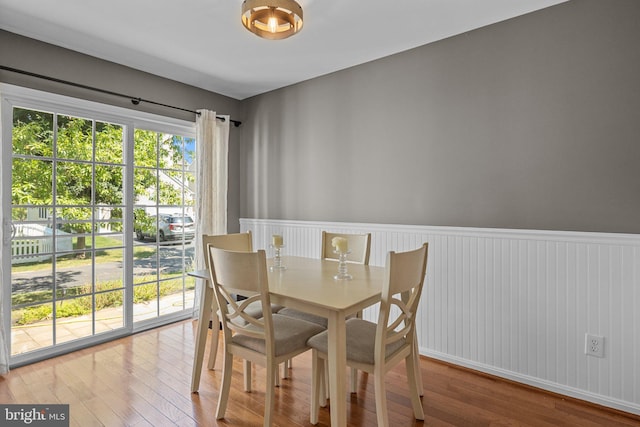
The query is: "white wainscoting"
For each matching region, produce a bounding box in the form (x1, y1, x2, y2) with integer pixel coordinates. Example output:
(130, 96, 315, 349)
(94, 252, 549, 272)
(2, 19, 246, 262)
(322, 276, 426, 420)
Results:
(240, 218, 640, 415)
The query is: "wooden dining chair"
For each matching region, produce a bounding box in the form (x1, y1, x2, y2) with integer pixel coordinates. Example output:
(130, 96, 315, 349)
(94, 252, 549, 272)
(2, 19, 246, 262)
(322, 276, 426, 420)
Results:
(306, 243, 429, 426)
(321, 230, 372, 264)
(277, 231, 371, 388)
(278, 231, 371, 328)
(208, 247, 324, 427)
(200, 232, 283, 383)
(198, 231, 252, 372)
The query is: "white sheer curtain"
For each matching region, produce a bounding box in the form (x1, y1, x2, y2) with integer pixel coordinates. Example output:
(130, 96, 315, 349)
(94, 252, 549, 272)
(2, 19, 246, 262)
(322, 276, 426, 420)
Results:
(0, 101, 9, 375)
(193, 110, 229, 315)
(0, 231, 7, 375)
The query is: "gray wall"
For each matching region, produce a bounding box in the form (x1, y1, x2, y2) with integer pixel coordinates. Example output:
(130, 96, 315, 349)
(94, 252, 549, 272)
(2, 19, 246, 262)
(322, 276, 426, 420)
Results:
(240, 0, 640, 234)
(0, 30, 244, 232)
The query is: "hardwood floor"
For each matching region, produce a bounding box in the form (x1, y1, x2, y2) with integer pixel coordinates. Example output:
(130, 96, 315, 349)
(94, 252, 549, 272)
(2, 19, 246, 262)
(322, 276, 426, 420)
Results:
(1, 320, 638, 426)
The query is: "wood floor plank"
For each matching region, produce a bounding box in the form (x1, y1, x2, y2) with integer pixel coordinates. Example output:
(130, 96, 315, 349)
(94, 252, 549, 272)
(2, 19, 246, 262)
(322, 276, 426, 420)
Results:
(1, 320, 638, 427)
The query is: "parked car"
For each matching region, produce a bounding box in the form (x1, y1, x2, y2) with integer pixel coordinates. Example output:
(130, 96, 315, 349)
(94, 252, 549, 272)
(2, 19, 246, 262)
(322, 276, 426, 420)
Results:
(135, 214, 195, 242)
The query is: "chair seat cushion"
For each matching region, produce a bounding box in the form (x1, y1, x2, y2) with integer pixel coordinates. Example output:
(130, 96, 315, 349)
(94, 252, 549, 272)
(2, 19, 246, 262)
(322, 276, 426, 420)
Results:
(242, 301, 284, 317)
(233, 314, 325, 357)
(277, 308, 328, 328)
(307, 318, 406, 365)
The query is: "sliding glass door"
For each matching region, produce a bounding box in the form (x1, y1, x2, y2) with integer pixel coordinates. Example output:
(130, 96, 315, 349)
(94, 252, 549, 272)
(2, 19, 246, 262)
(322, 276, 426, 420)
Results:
(1, 85, 196, 365)
(132, 129, 196, 324)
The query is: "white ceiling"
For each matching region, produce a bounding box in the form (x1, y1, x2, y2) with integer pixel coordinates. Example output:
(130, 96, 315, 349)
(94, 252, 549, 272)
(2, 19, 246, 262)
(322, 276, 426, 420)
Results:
(0, 0, 566, 100)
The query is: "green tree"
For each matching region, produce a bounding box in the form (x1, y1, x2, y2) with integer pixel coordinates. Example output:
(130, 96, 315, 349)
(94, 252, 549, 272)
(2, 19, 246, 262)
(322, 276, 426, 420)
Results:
(12, 109, 54, 206)
(133, 130, 192, 207)
(12, 107, 189, 256)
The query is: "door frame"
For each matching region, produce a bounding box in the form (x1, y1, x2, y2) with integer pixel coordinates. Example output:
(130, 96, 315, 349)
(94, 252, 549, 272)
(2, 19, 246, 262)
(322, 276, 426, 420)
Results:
(1, 84, 196, 367)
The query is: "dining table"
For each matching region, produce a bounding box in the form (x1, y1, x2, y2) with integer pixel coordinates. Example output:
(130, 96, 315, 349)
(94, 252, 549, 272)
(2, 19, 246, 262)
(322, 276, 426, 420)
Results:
(189, 255, 385, 427)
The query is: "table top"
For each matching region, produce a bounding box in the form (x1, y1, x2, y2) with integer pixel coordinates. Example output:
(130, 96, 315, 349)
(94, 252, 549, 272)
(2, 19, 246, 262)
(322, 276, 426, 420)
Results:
(189, 256, 385, 316)
(270, 256, 384, 313)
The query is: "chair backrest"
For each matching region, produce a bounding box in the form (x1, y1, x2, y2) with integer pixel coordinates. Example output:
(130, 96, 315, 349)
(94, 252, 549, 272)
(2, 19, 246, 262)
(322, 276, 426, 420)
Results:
(375, 243, 428, 364)
(321, 231, 371, 264)
(207, 246, 274, 346)
(202, 231, 253, 269)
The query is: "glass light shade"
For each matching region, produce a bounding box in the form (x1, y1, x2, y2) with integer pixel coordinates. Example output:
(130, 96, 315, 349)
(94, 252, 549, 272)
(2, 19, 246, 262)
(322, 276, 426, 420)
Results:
(242, 0, 303, 40)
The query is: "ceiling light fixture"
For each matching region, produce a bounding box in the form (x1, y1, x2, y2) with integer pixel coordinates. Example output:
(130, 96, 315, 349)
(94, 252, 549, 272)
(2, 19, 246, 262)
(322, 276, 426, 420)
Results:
(241, 0, 303, 40)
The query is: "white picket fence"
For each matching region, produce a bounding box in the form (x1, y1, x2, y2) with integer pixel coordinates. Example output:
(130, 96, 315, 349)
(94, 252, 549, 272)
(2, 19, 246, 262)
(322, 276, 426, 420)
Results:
(11, 224, 73, 264)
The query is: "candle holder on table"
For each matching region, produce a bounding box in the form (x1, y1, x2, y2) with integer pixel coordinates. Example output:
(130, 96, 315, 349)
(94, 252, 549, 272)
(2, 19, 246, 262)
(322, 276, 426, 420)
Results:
(270, 244, 286, 272)
(333, 250, 352, 280)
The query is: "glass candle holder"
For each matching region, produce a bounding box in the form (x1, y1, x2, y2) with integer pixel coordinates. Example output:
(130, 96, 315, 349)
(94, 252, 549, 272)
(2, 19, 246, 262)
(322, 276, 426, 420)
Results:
(334, 250, 352, 280)
(270, 244, 286, 271)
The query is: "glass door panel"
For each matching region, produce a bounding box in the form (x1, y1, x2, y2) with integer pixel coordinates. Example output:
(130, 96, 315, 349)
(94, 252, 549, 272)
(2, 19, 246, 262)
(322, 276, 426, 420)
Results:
(9, 107, 127, 358)
(132, 130, 195, 323)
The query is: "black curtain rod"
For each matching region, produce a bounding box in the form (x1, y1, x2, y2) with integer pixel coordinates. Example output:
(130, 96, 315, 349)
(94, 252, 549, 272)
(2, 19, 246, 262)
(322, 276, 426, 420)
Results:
(0, 65, 241, 127)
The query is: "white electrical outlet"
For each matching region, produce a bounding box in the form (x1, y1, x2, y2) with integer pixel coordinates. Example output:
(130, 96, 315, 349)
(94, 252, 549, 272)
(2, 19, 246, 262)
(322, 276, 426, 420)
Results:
(585, 333, 604, 358)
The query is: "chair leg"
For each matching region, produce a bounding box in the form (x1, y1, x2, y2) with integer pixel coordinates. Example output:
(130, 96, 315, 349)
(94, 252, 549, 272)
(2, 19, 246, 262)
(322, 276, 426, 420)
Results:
(264, 363, 277, 427)
(319, 358, 327, 408)
(243, 359, 252, 391)
(412, 332, 423, 396)
(207, 326, 219, 370)
(350, 367, 358, 393)
(216, 351, 234, 420)
(374, 368, 389, 427)
(406, 353, 425, 420)
(281, 361, 289, 379)
(310, 350, 322, 424)
(323, 359, 330, 400)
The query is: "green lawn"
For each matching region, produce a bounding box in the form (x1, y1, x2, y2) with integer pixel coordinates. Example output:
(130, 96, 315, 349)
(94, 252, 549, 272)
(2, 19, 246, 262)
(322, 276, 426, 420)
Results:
(12, 274, 196, 325)
(12, 235, 161, 272)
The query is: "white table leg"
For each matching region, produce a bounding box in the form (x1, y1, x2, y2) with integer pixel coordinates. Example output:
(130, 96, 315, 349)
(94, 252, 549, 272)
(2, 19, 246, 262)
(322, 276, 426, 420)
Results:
(327, 311, 347, 427)
(191, 280, 213, 392)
